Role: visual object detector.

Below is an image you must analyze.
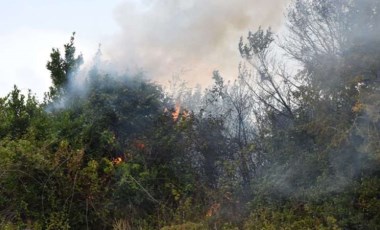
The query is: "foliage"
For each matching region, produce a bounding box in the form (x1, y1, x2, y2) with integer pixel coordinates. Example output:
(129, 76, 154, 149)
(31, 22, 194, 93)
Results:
(161, 222, 206, 230)
(46, 32, 83, 99)
(1, 0, 380, 228)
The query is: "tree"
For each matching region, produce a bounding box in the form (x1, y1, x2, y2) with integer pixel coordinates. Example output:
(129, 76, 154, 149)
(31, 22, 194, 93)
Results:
(46, 32, 83, 99)
(0, 86, 44, 140)
(238, 0, 380, 228)
(204, 69, 258, 192)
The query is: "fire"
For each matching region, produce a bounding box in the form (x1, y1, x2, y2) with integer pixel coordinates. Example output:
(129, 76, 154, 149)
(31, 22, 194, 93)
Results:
(112, 157, 123, 165)
(168, 101, 190, 121)
(206, 203, 221, 217)
(172, 102, 181, 121)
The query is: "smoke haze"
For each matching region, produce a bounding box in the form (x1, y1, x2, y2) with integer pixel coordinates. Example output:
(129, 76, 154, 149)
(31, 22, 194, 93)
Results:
(105, 0, 289, 86)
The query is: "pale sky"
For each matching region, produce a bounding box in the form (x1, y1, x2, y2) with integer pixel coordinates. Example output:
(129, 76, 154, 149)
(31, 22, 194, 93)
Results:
(0, 0, 123, 99)
(0, 0, 289, 100)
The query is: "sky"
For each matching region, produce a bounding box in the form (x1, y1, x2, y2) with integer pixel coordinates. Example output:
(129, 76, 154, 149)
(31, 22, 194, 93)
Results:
(0, 0, 289, 100)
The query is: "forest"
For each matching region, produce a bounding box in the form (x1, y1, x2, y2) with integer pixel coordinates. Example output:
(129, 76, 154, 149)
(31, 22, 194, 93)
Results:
(1, 0, 380, 229)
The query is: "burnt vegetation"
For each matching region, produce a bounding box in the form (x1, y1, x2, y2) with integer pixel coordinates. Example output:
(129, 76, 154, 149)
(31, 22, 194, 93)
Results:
(1, 0, 380, 229)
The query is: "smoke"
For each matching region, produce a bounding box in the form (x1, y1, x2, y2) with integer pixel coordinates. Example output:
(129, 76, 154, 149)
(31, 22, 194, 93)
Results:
(105, 0, 289, 87)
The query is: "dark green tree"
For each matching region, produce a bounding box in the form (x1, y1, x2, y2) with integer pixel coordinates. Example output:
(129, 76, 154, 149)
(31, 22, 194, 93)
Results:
(46, 32, 83, 99)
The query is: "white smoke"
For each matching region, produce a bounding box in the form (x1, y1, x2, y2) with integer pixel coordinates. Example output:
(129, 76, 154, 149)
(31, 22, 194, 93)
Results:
(104, 0, 290, 86)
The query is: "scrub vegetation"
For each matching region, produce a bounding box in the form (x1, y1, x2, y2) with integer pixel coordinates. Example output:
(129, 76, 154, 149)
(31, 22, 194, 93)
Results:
(1, 0, 380, 229)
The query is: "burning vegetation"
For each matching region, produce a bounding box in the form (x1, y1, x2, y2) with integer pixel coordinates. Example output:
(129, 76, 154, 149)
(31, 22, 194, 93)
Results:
(172, 102, 181, 121)
(1, 0, 380, 229)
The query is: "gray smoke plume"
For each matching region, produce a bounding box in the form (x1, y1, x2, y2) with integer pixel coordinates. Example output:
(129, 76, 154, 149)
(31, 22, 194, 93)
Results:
(105, 0, 290, 86)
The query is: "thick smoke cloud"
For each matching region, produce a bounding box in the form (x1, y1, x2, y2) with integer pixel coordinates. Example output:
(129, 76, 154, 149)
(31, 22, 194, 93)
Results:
(105, 0, 289, 86)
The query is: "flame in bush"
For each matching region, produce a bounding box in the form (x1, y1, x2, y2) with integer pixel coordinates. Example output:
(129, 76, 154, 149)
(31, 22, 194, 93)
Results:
(206, 203, 221, 217)
(112, 157, 123, 165)
(172, 102, 181, 121)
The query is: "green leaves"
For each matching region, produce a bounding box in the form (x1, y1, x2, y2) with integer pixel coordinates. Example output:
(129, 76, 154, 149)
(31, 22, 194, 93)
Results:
(0, 86, 42, 140)
(46, 33, 83, 99)
(2, 0, 380, 227)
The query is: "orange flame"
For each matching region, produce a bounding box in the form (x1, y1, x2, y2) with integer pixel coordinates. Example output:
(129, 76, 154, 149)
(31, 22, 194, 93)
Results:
(206, 203, 221, 217)
(172, 102, 181, 121)
(112, 157, 123, 165)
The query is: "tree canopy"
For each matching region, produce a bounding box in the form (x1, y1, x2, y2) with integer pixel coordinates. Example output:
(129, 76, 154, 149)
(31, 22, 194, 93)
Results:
(1, 0, 380, 229)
